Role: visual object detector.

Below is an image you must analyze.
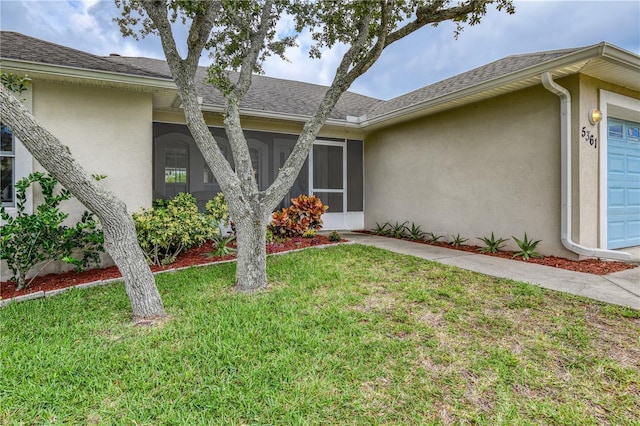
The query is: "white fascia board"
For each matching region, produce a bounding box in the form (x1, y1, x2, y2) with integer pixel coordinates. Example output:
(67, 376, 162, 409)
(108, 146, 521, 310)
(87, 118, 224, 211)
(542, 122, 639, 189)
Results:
(601, 42, 640, 70)
(0, 59, 177, 91)
(199, 104, 361, 129)
(360, 43, 640, 129)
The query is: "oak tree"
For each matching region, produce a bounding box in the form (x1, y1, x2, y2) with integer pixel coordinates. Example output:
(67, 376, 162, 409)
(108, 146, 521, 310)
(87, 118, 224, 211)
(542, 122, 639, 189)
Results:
(0, 80, 166, 322)
(116, 0, 514, 292)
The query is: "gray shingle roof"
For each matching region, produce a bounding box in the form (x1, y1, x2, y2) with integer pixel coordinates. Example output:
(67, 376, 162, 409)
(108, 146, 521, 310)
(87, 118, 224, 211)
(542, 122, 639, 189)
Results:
(0, 31, 170, 79)
(2, 31, 596, 122)
(367, 46, 585, 119)
(107, 56, 381, 120)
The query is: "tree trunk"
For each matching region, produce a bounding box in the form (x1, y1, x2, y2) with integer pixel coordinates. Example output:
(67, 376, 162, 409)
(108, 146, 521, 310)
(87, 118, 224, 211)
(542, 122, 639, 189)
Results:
(100, 205, 166, 321)
(232, 206, 268, 293)
(1, 86, 166, 322)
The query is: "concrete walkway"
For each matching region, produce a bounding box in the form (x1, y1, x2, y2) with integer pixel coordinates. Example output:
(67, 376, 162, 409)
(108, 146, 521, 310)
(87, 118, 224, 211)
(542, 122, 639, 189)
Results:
(342, 232, 640, 310)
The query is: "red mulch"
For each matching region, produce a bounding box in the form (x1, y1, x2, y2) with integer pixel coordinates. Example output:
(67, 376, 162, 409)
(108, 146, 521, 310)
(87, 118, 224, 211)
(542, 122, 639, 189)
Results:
(1, 235, 340, 300)
(355, 230, 637, 275)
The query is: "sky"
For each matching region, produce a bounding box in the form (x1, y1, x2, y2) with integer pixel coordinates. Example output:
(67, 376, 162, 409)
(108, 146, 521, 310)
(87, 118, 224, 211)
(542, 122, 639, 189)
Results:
(0, 0, 639, 100)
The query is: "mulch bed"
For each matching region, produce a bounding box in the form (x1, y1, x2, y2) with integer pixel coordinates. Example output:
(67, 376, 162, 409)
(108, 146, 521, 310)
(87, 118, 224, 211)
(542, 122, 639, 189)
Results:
(354, 230, 637, 275)
(1, 235, 340, 300)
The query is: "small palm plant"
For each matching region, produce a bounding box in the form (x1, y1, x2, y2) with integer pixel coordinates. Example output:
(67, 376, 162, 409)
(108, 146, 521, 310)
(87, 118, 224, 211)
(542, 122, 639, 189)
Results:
(450, 233, 468, 247)
(389, 221, 409, 239)
(406, 222, 426, 241)
(372, 222, 390, 236)
(512, 233, 542, 260)
(478, 232, 508, 254)
(210, 234, 237, 257)
(428, 232, 445, 243)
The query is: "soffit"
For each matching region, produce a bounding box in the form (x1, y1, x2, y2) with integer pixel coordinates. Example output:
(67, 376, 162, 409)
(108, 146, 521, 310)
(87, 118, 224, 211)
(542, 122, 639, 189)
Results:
(580, 57, 640, 92)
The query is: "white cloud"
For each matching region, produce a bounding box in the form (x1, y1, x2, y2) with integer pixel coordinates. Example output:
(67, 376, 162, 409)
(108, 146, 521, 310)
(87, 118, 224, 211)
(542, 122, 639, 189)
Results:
(262, 28, 349, 87)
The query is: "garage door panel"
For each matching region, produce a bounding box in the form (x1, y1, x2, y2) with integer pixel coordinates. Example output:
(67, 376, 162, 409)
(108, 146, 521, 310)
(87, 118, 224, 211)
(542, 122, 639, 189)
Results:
(629, 220, 640, 239)
(608, 221, 626, 244)
(608, 154, 626, 174)
(608, 187, 625, 206)
(608, 118, 640, 249)
(628, 154, 640, 175)
(629, 188, 640, 207)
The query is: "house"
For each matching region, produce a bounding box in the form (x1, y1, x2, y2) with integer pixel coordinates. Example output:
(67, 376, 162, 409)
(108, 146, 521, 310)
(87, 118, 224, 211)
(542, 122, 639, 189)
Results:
(1, 31, 639, 280)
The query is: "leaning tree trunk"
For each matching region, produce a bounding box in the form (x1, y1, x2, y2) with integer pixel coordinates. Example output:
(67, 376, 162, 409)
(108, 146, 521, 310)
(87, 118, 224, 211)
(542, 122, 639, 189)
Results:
(1, 86, 166, 321)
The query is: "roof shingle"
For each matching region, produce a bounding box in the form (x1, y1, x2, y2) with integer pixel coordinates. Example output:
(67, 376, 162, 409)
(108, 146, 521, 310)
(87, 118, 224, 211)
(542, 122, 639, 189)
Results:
(1, 31, 599, 122)
(367, 47, 585, 118)
(107, 56, 381, 119)
(0, 31, 171, 79)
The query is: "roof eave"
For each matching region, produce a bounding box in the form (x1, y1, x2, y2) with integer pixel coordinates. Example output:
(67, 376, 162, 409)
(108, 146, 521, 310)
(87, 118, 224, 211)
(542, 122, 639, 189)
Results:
(0, 58, 177, 91)
(361, 42, 640, 131)
(600, 42, 640, 71)
(199, 104, 361, 129)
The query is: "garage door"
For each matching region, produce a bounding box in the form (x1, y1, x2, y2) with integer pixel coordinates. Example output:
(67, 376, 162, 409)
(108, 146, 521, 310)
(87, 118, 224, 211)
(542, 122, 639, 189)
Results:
(607, 118, 640, 249)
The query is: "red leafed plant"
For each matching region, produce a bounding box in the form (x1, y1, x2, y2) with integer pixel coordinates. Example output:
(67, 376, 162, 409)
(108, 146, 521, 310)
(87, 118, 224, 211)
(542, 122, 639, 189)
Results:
(269, 195, 328, 238)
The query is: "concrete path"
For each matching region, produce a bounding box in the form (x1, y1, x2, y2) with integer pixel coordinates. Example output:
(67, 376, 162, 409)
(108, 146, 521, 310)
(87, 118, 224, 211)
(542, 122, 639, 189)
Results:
(342, 232, 640, 310)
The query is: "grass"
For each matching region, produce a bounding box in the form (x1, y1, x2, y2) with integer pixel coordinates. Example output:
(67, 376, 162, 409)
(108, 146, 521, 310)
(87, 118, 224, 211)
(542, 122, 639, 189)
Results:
(1, 244, 639, 425)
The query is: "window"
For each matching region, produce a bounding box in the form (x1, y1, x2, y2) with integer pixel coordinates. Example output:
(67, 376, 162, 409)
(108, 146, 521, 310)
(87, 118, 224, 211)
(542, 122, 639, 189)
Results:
(312, 143, 344, 213)
(204, 164, 216, 185)
(1, 123, 15, 207)
(248, 139, 269, 191)
(609, 123, 624, 139)
(164, 141, 189, 198)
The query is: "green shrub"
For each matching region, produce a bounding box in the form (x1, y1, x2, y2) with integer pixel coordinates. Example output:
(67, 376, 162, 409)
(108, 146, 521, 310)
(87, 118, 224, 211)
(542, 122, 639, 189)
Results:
(478, 232, 508, 254)
(209, 233, 237, 257)
(0, 172, 104, 289)
(450, 233, 468, 247)
(266, 228, 275, 244)
(205, 192, 230, 228)
(328, 231, 341, 242)
(133, 193, 216, 266)
(388, 221, 408, 238)
(372, 222, 390, 236)
(269, 195, 328, 238)
(512, 233, 542, 260)
(427, 232, 445, 243)
(406, 222, 425, 241)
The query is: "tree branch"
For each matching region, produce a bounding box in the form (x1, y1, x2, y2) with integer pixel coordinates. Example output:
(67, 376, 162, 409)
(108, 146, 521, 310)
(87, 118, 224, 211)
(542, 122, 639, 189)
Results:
(263, 3, 380, 209)
(141, 0, 242, 204)
(141, 0, 185, 72)
(234, 0, 275, 98)
(224, 0, 276, 205)
(386, 0, 481, 45)
(184, 1, 220, 73)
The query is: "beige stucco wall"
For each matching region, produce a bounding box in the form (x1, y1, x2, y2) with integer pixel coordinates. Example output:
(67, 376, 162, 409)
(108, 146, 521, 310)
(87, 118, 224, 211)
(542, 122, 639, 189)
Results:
(364, 84, 574, 258)
(572, 75, 599, 249)
(1, 82, 153, 280)
(2, 81, 154, 280)
(32, 81, 154, 218)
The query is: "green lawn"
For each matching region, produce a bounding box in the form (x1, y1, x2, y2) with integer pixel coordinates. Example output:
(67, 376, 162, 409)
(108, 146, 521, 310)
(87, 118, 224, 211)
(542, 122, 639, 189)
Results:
(1, 244, 639, 425)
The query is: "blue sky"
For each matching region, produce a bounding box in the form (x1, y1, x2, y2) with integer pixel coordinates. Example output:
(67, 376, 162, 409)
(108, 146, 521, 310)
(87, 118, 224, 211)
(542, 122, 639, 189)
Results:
(1, 0, 638, 100)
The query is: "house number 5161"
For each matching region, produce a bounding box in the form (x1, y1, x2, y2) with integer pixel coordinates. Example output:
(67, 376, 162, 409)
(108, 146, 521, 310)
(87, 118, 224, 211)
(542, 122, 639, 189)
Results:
(581, 127, 597, 149)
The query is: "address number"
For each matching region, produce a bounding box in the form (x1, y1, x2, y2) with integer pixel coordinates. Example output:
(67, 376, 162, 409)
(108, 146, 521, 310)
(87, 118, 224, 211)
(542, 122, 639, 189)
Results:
(581, 127, 597, 149)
